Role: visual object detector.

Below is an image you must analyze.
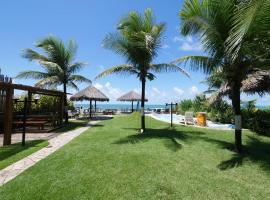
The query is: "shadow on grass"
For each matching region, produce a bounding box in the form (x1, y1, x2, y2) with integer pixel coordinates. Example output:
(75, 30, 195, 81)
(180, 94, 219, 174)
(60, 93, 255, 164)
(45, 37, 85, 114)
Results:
(114, 127, 205, 152)
(197, 135, 270, 172)
(0, 140, 45, 161)
(54, 121, 89, 133)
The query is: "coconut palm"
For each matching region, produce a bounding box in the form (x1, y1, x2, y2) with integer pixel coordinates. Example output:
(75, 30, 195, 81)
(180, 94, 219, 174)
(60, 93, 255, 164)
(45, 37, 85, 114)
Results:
(172, 0, 269, 152)
(96, 9, 189, 133)
(16, 36, 91, 123)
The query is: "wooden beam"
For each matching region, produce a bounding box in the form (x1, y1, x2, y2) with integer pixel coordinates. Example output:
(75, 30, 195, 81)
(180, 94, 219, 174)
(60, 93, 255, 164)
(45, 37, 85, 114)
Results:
(0, 82, 63, 96)
(3, 85, 13, 145)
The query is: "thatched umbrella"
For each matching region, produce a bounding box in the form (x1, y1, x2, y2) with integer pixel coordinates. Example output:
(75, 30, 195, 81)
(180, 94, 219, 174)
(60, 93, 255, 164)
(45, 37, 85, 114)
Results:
(209, 70, 270, 104)
(70, 86, 109, 118)
(117, 91, 148, 112)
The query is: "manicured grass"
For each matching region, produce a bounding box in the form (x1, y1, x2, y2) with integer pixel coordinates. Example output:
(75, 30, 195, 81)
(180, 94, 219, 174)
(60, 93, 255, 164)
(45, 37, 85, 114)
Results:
(1, 114, 270, 199)
(0, 140, 49, 170)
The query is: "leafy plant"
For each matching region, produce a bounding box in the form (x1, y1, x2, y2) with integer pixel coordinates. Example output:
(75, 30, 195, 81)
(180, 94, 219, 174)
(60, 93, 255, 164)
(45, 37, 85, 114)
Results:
(96, 9, 189, 133)
(16, 36, 91, 123)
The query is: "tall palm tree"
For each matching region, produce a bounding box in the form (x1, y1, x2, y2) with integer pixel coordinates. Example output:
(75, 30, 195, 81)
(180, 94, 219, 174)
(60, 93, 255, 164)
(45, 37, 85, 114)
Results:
(16, 36, 91, 123)
(173, 0, 267, 152)
(96, 9, 189, 133)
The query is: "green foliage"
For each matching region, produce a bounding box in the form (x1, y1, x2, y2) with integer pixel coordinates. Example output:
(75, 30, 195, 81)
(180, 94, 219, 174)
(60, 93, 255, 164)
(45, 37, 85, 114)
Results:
(177, 99, 193, 114)
(16, 36, 91, 91)
(13, 95, 74, 114)
(208, 99, 234, 124)
(192, 95, 208, 113)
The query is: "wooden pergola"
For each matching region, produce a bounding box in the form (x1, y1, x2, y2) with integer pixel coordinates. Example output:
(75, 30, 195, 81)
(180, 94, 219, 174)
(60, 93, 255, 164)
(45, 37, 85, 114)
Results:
(0, 82, 65, 146)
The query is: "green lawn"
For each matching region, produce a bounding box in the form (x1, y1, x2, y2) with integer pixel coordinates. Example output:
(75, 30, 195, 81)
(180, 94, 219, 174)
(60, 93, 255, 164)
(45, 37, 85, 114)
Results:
(1, 114, 270, 199)
(0, 140, 48, 170)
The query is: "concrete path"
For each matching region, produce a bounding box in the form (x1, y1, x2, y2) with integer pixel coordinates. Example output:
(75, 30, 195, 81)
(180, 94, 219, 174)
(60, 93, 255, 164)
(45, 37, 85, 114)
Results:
(0, 121, 99, 186)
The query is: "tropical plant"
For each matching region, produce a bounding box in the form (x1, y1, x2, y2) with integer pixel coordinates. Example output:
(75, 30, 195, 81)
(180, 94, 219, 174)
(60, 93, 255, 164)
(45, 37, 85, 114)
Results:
(16, 36, 91, 123)
(173, 0, 269, 152)
(177, 99, 193, 114)
(96, 9, 189, 133)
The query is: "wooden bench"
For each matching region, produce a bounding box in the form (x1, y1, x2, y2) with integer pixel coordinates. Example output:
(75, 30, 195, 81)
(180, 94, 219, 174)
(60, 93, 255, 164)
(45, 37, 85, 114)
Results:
(13, 120, 48, 130)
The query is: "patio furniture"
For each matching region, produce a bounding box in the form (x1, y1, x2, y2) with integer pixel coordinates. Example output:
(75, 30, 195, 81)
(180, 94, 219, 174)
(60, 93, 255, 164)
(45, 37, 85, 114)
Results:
(185, 112, 195, 125)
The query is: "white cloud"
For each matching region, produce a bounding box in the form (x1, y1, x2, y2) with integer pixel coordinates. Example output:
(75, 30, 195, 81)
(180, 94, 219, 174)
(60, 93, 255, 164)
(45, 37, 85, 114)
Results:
(161, 44, 169, 49)
(190, 86, 199, 95)
(93, 83, 103, 90)
(173, 36, 202, 51)
(173, 87, 184, 95)
(152, 87, 161, 94)
(133, 88, 140, 94)
(93, 82, 123, 100)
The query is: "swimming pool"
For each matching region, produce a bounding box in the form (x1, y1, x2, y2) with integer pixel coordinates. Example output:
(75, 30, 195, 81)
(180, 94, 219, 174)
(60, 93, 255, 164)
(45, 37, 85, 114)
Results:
(149, 113, 235, 130)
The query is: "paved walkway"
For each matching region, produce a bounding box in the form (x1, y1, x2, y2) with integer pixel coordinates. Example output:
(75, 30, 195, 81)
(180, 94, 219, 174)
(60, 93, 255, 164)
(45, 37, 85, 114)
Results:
(0, 121, 99, 186)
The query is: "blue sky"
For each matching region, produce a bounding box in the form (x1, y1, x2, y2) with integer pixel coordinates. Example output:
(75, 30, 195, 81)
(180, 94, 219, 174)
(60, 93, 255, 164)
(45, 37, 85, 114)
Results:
(0, 0, 268, 105)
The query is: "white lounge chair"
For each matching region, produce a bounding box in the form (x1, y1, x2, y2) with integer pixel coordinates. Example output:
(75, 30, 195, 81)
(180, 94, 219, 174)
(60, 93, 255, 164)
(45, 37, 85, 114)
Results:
(185, 112, 195, 125)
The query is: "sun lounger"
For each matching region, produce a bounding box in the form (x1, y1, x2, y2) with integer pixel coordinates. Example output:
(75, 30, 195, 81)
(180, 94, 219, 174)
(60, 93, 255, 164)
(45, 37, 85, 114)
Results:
(185, 112, 195, 125)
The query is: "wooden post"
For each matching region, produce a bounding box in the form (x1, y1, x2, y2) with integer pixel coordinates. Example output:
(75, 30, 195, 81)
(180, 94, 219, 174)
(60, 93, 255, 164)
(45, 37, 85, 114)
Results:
(59, 94, 64, 125)
(131, 101, 134, 112)
(89, 100, 92, 119)
(27, 92, 32, 114)
(95, 100, 97, 112)
(3, 85, 13, 146)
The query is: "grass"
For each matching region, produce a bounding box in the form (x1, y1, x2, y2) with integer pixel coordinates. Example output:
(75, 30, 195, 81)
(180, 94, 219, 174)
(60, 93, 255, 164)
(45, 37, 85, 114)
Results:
(0, 114, 270, 199)
(0, 140, 49, 170)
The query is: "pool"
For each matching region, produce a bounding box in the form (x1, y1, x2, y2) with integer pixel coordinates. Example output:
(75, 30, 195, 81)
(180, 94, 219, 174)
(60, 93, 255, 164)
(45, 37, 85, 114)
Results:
(149, 113, 235, 130)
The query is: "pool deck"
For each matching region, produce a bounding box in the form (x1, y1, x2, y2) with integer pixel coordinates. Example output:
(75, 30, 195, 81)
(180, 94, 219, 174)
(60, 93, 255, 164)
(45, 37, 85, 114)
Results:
(147, 113, 236, 131)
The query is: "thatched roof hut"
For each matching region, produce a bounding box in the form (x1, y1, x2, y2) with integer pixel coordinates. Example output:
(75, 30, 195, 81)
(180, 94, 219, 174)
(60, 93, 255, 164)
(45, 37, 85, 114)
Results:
(117, 91, 148, 102)
(117, 91, 147, 112)
(70, 86, 109, 102)
(70, 86, 109, 118)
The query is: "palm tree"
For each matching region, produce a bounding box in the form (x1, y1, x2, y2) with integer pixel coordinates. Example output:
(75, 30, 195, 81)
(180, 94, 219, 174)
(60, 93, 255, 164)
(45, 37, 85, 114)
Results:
(96, 9, 189, 133)
(16, 36, 91, 123)
(173, 0, 268, 152)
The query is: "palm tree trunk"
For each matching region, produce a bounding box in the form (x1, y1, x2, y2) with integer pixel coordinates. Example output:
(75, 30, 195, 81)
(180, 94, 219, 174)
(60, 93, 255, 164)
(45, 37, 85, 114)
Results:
(63, 83, 68, 124)
(231, 81, 242, 153)
(140, 76, 146, 133)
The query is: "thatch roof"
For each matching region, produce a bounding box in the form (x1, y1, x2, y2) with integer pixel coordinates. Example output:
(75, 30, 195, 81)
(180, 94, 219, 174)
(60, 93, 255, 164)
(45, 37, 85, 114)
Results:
(70, 86, 109, 101)
(117, 91, 148, 102)
(242, 70, 270, 95)
(209, 70, 270, 104)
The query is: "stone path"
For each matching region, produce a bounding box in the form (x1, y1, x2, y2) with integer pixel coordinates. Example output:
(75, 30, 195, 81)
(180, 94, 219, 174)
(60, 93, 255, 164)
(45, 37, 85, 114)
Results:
(0, 121, 99, 186)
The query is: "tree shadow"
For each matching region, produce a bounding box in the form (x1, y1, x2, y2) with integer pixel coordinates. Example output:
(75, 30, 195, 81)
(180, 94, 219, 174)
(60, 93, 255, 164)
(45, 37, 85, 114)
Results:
(114, 127, 205, 152)
(0, 140, 45, 161)
(197, 135, 270, 172)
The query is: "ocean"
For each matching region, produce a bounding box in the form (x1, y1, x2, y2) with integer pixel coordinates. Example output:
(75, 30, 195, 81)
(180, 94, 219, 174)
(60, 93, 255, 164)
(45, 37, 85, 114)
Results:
(75, 103, 166, 110)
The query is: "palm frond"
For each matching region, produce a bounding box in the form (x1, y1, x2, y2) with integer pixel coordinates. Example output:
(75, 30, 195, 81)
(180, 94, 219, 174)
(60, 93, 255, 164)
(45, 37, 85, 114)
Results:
(15, 71, 48, 79)
(22, 49, 49, 62)
(69, 75, 91, 84)
(35, 76, 61, 89)
(67, 81, 80, 91)
(95, 64, 138, 80)
(171, 55, 220, 74)
(68, 62, 87, 74)
(149, 63, 190, 77)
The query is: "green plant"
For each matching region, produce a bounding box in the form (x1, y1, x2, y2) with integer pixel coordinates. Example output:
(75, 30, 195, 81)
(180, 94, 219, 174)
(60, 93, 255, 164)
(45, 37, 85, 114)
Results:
(96, 9, 189, 133)
(173, 0, 270, 152)
(177, 99, 193, 114)
(16, 36, 91, 123)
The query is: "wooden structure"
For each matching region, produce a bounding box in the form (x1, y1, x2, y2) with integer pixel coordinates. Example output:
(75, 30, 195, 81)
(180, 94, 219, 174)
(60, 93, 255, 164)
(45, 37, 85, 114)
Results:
(117, 91, 148, 112)
(70, 86, 109, 118)
(0, 81, 64, 146)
